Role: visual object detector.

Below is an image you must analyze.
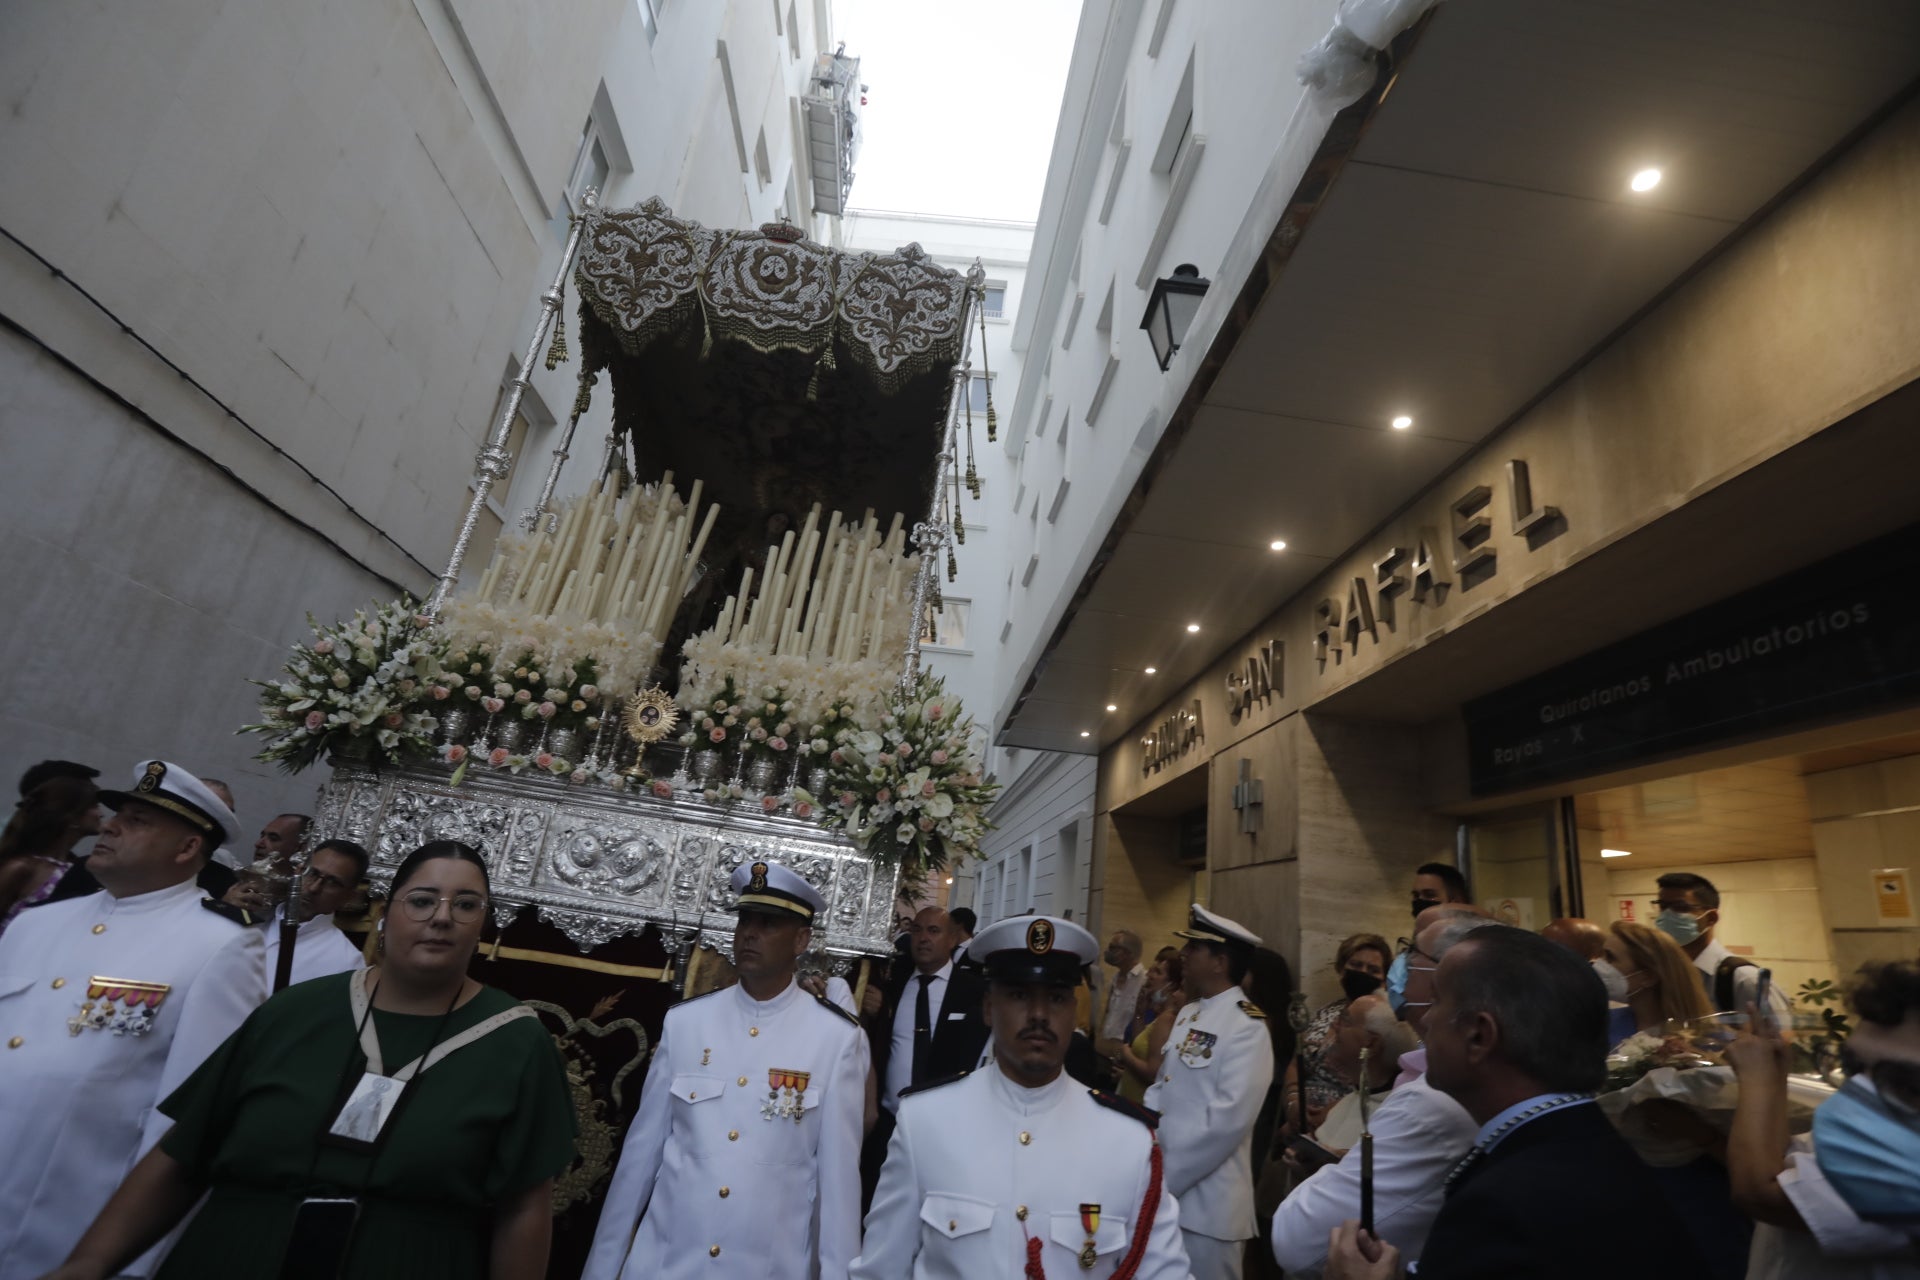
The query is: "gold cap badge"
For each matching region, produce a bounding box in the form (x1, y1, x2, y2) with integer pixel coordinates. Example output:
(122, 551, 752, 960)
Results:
(1026, 919, 1054, 954)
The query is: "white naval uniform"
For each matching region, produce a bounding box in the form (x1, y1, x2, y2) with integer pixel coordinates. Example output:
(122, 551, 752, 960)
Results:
(0, 880, 265, 1279)
(583, 978, 868, 1280)
(260, 906, 364, 997)
(1143, 987, 1274, 1280)
(852, 1066, 1192, 1280)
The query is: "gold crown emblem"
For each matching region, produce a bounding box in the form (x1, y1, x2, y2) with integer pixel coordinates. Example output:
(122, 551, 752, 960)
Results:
(748, 862, 769, 892)
(1026, 919, 1054, 954)
(135, 762, 165, 794)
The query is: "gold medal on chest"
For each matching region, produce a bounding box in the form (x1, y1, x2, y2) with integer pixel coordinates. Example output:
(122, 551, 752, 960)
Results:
(761, 1067, 811, 1122)
(1078, 1203, 1101, 1269)
(67, 977, 171, 1038)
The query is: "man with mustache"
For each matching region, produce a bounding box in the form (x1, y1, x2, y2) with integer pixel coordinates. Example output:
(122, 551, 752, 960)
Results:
(854, 914, 1190, 1279)
(584, 860, 867, 1280)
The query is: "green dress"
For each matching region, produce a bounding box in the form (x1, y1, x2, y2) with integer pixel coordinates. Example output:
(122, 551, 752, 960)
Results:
(156, 972, 576, 1279)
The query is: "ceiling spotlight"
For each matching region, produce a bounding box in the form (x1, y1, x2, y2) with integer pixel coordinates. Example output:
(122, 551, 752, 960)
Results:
(1144, 666, 1157, 675)
(1106, 704, 1118, 712)
(1629, 168, 1661, 193)
(1186, 623, 1201, 633)
(1391, 415, 1413, 430)
(1600, 848, 1633, 858)
(1269, 539, 1287, 551)
(1079, 730, 1091, 738)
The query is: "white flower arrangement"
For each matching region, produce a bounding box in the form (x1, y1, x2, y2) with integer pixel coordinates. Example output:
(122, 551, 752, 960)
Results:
(242, 596, 445, 772)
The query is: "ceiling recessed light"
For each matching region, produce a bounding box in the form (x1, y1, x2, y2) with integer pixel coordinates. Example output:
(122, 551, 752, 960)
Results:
(1391, 415, 1413, 430)
(1269, 539, 1287, 551)
(1185, 623, 1201, 633)
(1144, 666, 1157, 675)
(1079, 730, 1091, 738)
(1629, 168, 1661, 193)
(1106, 704, 1118, 712)
(1600, 848, 1633, 858)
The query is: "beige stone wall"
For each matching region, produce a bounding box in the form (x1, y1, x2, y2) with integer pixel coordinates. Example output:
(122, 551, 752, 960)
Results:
(1093, 90, 1920, 977)
(1805, 755, 1920, 976)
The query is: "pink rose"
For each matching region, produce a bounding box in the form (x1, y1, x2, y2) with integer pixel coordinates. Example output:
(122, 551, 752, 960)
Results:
(709, 726, 727, 743)
(304, 710, 325, 731)
(535, 752, 554, 770)
(768, 737, 788, 752)
(760, 795, 780, 813)
(482, 696, 505, 714)
(896, 742, 913, 758)
(651, 780, 674, 800)
(878, 754, 895, 767)
(383, 712, 403, 728)
(830, 750, 845, 766)
(838, 791, 857, 807)
(921, 781, 937, 798)
(431, 685, 450, 701)
(931, 749, 949, 765)
(537, 701, 557, 720)
(489, 748, 509, 767)
(443, 744, 468, 764)
(875, 788, 892, 804)
(918, 817, 935, 832)
(514, 689, 531, 703)
(793, 801, 814, 819)
(928, 704, 944, 720)
(312, 639, 335, 655)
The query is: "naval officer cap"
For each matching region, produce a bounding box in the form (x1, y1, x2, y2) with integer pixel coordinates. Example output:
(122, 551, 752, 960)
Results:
(98, 759, 243, 852)
(970, 914, 1100, 986)
(1174, 903, 1261, 954)
(730, 859, 827, 924)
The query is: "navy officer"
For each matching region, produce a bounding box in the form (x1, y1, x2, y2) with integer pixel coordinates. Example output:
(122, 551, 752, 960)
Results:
(0, 760, 263, 1279)
(853, 913, 1191, 1280)
(584, 859, 868, 1280)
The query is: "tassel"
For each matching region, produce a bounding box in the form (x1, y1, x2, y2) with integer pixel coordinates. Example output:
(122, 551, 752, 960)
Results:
(954, 520, 965, 546)
(976, 286, 998, 442)
(806, 344, 836, 402)
(946, 546, 958, 582)
(572, 370, 597, 419)
(986, 401, 998, 443)
(966, 463, 981, 500)
(699, 306, 714, 361)
(545, 282, 569, 370)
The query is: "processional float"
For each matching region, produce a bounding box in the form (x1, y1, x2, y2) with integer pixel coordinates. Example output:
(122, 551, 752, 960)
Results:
(254, 191, 999, 996)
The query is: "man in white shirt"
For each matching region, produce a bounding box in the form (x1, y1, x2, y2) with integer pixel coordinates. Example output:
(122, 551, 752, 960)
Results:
(262, 838, 368, 996)
(1097, 929, 1146, 1050)
(1652, 871, 1793, 1023)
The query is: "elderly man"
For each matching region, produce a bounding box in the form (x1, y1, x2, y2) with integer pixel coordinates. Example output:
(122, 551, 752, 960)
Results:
(584, 861, 867, 1280)
(1272, 925, 1482, 1277)
(853, 914, 1191, 1279)
(1097, 928, 1146, 1050)
(262, 838, 369, 995)
(1325, 927, 1709, 1280)
(0, 760, 263, 1278)
(1307, 995, 1417, 1152)
(1149, 905, 1274, 1280)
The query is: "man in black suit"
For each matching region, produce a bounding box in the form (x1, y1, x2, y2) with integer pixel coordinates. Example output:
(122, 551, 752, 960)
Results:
(859, 906, 989, 1209)
(1326, 925, 1708, 1280)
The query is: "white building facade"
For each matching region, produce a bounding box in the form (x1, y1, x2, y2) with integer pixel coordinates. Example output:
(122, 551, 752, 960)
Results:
(0, 0, 852, 820)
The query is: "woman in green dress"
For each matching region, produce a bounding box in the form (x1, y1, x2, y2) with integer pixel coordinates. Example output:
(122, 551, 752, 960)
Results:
(46, 840, 576, 1280)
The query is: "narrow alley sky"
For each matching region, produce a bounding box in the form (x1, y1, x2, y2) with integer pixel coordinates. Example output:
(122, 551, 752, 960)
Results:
(830, 0, 1084, 223)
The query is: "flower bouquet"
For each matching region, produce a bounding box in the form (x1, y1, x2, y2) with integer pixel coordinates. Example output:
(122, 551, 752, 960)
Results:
(242, 596, 445, 772)
(816, 674, 998, 890)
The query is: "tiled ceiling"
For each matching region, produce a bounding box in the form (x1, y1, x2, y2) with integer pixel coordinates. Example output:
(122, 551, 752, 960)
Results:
(1002, 0, 1920, 753)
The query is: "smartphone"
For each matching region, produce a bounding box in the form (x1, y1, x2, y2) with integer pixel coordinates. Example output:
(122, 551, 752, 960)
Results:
(280, 1197, 361, 1280)
(1285, 1134, 1342, 1172)
(1753, 968, 1774, 1035)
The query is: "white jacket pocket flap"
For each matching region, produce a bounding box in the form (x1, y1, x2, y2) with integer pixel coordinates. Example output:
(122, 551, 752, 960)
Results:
(669, 1074, 725, 1103)
(1049, 1210, 1128, 1256)
(921, 1192, 995, 1238)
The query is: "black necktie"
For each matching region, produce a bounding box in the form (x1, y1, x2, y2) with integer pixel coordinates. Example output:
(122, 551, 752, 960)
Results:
(912, 974, 935, 1084)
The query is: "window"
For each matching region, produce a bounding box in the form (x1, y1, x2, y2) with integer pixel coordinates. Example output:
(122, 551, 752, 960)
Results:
(637, 0, 663, 44)
(753, 127, 772, 190)
(920, 597, 972, 650)
(966, 373, 994, 413)
(564, 119, 611, 216)
(982, 282, 1007, 320)
(787, 1, 800, 59)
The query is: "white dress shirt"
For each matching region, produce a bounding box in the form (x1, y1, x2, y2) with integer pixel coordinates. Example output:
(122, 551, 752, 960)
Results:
(852, 1064, 1192, 1280)
(0, 879, 264, 1278)
(1271, 1073, 1479, 1276)
(1143, 984, 1275, 1243)
(886, 961, 952, 1113)
(1746, 1134, 1920, 1280)
(1691, 938, 1794, 1021)
(1101, 962, 1147, 1042)
(260, 906, 364, 997)
(583, 977, 868, 1280)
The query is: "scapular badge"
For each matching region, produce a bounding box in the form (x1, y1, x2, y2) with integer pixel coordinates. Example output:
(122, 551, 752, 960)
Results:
(762, 1067, 811, 1122)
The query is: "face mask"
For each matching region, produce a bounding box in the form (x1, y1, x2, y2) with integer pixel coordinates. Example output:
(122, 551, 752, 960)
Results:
(1653, 909, 1703, 946)
(1385, 949, 1410, 1014)
(1590, 958, 1629, 1004)
(1340, 969, 1384, 1001)
(1411, 896, 1432, 921)
(1814, 1077, 1920, 1225)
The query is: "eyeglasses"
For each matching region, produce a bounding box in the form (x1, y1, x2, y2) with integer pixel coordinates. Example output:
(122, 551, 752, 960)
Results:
(302, 867, 355, 893)
(396, 890, 488, 924)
